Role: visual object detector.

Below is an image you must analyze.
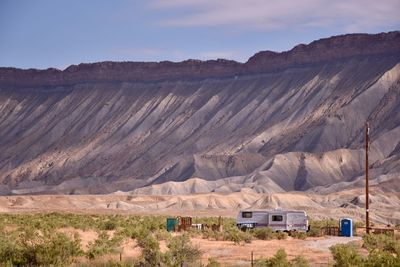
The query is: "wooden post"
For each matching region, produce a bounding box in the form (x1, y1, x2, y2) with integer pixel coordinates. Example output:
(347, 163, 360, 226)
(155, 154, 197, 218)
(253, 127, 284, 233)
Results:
(365, 122, 370, 234)
(251, 251, 254, 267)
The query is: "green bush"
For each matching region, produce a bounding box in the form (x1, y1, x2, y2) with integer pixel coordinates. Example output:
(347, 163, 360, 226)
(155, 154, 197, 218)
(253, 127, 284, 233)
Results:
(0, 228, 82, 266)
(330, 243, 364, 267)
(251, 227, 275, 240)
(362, 233, 399, 255)
(291, 255, 310, 267)
(78, 259, 138, 267)
(276, 231, 288, 240)
(307, 219, 338, 237)
(165, 234, 202, 266)
(365, 250, 399, 267)
(154, 229, 172, 241)
(136, 231, 163, 266)
(330, 234, 400, 267)
(223, 227, 252, 244)
(362, 233, 400, 265)
(102, 220, 118, 231)
(290, 231, 307, 240)
(255, 248, 291, 267)
(86, 231, 123, 259)
(206, 257, 221, 267)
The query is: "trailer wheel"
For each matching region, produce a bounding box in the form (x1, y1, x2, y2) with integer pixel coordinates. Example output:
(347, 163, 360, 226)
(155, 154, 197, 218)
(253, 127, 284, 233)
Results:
(240, 226, 248, 232)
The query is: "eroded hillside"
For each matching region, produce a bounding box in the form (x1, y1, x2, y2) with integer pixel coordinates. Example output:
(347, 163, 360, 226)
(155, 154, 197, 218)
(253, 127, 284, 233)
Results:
(0, 32, 399, 196)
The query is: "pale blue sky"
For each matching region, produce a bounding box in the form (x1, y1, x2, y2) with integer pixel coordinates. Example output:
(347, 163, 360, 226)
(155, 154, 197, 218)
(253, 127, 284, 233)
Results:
(1, 0, 399, 69)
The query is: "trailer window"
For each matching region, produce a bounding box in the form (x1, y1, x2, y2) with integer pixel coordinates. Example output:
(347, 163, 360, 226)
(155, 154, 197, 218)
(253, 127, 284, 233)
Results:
(272, 215, 283, 221)
(242, 212, 252, 218)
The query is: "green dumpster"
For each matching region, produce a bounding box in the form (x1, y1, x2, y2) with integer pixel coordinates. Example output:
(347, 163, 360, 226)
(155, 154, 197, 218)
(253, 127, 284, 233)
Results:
(166, 218, 177, 232)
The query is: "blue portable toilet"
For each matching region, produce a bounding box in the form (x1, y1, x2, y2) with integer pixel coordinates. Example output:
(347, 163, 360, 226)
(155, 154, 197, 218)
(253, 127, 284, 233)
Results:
(340, 218, 353, 237)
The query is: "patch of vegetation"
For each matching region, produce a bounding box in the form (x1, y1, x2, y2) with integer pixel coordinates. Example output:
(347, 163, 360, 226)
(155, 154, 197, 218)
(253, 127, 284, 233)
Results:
(86, 231, 123, 259)
(275, 231, 288, 240)
(135, 230, 164, 266)
(251, 227, 275, 240)
(255, 248, 310, 267)
(165, 234, 202, 266)
(8, 213, 398, 266)
(330, 242, 364, 267)
(0, 227, 82, 266)
(307, 219, 338, 237)
(223, 227, 253, 244)
(330, 234, 400, 267)
(290, 231, 307, 240)
(206, 257, 221, 267)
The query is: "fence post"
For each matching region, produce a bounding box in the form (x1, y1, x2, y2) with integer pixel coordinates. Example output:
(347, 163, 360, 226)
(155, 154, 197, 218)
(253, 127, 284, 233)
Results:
(251, 251, 254, 267)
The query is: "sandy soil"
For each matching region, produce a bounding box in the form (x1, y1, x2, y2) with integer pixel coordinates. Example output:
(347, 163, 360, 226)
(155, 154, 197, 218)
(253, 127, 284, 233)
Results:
(58, 227, 363, 266)
(192, 236, 363, 266)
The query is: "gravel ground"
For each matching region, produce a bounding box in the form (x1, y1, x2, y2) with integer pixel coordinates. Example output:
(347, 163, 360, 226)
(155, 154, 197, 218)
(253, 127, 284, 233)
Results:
(305, 236, 362, 252)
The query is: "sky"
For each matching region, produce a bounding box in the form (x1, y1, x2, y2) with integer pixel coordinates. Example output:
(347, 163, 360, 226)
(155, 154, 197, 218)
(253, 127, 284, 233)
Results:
(1, 0, 399, 70)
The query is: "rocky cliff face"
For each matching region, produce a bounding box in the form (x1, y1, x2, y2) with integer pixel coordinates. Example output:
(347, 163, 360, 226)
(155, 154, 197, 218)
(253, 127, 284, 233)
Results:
(1, 32, 399, 87)
(0, 31, 399, 195)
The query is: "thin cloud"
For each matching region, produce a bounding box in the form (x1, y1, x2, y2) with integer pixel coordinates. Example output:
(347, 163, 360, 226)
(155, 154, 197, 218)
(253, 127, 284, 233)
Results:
(150, 0, 400, 32)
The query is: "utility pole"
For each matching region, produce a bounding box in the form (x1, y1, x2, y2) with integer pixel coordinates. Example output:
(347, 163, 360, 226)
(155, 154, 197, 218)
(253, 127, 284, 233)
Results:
(365, 122, 370, 234)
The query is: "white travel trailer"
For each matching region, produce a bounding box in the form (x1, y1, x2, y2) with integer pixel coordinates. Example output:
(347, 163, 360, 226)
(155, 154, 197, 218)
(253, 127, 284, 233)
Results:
(236, 209, 309, 232)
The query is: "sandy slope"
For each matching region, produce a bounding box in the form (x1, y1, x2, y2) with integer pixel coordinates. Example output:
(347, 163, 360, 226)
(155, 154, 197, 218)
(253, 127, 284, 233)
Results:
(1, 185, 399, 224)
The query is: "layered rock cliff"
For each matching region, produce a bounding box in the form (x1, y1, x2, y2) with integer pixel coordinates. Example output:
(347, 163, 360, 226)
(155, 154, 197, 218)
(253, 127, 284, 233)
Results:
(0, 31, 399, 195)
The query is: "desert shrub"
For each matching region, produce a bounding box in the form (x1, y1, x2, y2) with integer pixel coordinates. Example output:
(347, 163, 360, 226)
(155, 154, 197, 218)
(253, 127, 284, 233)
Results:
(307, 219, 338, 237)
(78, 259, 138, 267)
(36, 231, 83, 265)
(362, 233, 399, 255)
(136, 230, 163, 266)
(202, 228, 214, 239)
(251, 227, 275, 240)
(206, 257, 221, 267)
(353, 221, 364, 234)
(291, 255, 310, 267)
(86, 231, 123, 259)
(101, 219, 118, 231)
(242, 230, 253, 243)
(224, 229, 243, 244)
(364, 250, 399, 267)
(276, 231, 288, 240)
(306, 226, 321, 237)
(255, 248, 291, 267)
(185, 228, 203, 238)
(164, 234, 202, 267)
(223, 227, 252, 244)
(213, 231, 225, 241)
(330, 234, 400, 267)
(0, 228, 82, 266)
(329, 243, 364, 267)
(140, 216, 165, 232)
(201, 228, 225, 241)
(290, 231, 307, 240)
(0, 230, 21, 265)
(362, 233, 400, 265)
(154, 229, 171, 241)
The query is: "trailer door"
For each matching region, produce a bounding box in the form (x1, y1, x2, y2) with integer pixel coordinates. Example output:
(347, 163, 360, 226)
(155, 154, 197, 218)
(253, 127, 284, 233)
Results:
(286, 213, 294, 231)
